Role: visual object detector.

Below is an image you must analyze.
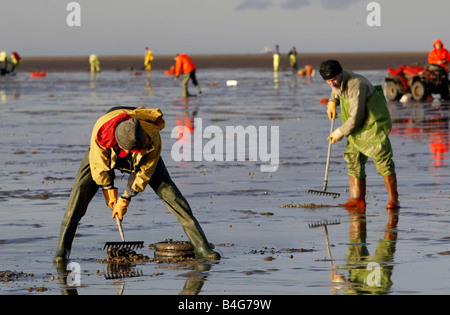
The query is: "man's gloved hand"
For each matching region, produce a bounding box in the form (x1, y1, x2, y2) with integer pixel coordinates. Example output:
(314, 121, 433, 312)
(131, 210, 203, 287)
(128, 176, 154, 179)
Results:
(112, 198, 130, 221)
(327, 128, 344, 144)
(102, 188, 118, 210)
(327, 101, 337, 120)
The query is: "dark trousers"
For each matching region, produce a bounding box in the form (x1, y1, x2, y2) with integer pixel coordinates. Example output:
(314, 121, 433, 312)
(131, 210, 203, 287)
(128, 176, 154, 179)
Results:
(55, 150, 212, 260)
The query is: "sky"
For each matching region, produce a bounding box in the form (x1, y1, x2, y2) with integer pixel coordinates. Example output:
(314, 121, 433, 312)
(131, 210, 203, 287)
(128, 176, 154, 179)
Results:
(1, 0, 450, 57)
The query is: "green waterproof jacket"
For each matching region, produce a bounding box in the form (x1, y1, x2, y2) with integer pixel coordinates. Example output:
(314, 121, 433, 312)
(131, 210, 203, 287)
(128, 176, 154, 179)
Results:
(330, 70, 392, 158)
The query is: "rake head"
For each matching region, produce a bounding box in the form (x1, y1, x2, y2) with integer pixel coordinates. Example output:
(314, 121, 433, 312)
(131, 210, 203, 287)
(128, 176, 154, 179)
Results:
(103, 241, 144, 251)
(307, 189, 340, 199)
(105, 269, 143, 280)
(308, 219, 341, 228)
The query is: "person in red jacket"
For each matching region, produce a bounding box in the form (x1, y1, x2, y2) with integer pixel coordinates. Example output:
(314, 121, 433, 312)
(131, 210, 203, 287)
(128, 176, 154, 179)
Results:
(174, 54, 202, 98)
(428, 39, 450, 71)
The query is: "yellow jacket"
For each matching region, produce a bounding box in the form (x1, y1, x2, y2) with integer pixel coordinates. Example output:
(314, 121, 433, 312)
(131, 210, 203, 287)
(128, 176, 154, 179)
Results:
(144, 50, 154, 70)
(89, 107, 165, 193)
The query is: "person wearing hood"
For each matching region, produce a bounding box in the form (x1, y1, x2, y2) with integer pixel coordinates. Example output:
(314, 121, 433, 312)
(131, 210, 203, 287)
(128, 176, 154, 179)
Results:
(174, 53, 201, 98)
(428, 39, 450, 71)
(54, 107, 220, 262)
(319, 60, 400, 211)
(144, 47, 154, 71)
(89, 54, 100, 73)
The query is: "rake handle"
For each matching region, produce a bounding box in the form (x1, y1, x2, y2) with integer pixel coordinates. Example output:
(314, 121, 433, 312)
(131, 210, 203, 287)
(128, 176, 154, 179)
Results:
(115, 216, 126, 242)
(323, 118, 335, 191)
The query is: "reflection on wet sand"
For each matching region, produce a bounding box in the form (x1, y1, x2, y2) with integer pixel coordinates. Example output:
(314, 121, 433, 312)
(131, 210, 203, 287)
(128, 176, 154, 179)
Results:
(53, 259, 215, 295)
(329, 208, 399, 295)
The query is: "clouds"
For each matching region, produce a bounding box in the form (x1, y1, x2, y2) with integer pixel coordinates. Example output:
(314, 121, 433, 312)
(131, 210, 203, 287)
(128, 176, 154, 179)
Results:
(235, 0, 273, 11)
(235, 0, 364, 11)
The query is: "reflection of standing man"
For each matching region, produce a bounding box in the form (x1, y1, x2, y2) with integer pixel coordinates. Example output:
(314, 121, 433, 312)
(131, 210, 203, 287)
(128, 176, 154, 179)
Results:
(174, 53, 202, 98)
(144, 47, 154, 71)
(338, 208, 398, 294)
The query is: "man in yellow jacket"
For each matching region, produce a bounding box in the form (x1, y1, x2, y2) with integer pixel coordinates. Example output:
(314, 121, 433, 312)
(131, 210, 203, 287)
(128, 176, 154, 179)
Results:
(54, 107, 220, 262)
(144, 47, 154, 71)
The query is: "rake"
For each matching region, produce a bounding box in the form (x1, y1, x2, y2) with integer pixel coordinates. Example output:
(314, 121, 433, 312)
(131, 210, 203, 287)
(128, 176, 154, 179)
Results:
(308, 219, 341, 263)
(103, 216, 144, 250)
(307, 118, 340, 199)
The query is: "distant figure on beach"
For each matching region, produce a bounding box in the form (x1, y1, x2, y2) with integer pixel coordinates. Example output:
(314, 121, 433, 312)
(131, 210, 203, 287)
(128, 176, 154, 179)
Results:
(428, 39, 450, 71)
(174, 53, 202, 98)
(89, 54, 100, 73)
(273, 45, 280, 72)
(319, 60, 399, 210)
(0, 51, 20, 76)
(53, 106, 220, 263)
(288, 47, 298, 73)
(144, 47, 154, 71)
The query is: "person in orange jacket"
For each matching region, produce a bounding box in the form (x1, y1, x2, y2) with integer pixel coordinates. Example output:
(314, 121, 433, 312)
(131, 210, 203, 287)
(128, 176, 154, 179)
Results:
(174, 54, 202, 98)
(428, 39, 450, 71)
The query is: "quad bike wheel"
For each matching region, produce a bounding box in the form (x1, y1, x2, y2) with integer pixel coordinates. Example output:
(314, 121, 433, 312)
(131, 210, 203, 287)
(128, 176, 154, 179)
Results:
(411, 81, 428, 101)
(385, 80, 403, 101)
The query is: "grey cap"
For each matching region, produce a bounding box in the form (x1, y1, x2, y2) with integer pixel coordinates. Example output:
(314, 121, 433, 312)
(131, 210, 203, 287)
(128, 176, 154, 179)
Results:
(115, 118, 144, 151)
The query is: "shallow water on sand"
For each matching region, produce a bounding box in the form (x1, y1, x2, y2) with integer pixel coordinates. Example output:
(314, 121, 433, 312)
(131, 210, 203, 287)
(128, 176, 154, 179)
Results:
(0, 69, 448, 295)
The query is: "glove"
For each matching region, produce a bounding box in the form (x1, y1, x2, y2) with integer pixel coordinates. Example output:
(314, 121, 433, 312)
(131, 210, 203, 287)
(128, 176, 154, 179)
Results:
(112, 198, 130, 221)
(102, 188, 118, 210)
(327, 101, 337, 120)
(327, 128, 344, 144)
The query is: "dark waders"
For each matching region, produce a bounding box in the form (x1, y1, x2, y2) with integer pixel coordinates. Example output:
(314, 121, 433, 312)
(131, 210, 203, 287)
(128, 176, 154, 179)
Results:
(54, 151, 219, 262)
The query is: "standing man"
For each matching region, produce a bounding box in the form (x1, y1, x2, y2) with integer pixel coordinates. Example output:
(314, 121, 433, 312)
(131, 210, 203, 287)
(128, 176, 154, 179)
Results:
(174, 53, 202, 98)
(273, 45, 280, 72)
(54, 107, 220, 262)
(319, 60, 399, 210)
(288, 47, 298, 74)
(144, 47, 154, 71)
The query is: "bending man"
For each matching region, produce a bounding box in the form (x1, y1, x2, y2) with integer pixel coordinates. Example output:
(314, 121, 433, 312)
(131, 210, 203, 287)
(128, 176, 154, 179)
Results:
(174, 54, 201, 98)
(54, 107, 220, 262)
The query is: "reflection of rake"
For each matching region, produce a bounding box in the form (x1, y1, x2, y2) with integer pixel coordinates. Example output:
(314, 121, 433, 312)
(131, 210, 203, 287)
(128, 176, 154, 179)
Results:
(309, 219, 340, 263)
(307, 119, 340, 199)
(105, 269, 143, 280)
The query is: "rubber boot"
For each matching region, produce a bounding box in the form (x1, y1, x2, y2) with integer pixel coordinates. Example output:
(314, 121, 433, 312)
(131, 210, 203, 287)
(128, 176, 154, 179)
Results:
(340, 177, 366, 208)
(196, 85, 202, 95)
(150, 158, 220, 261)
(54, 151, 99, 263)
(383, 174, 400, 209)
(182, 216, 221, 260)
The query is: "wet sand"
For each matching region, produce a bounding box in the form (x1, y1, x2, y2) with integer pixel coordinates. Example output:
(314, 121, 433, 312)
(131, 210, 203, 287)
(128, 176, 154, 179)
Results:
(0, 67, 448, 295)
(17, 52, 428, 73)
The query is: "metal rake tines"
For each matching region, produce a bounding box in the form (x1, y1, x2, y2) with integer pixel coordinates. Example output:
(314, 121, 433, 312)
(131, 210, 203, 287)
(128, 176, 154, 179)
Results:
(308, 219, 341, 228)
(105, 270, 144, 280)
(103, 241, 144, 251)
(306, 189, 340, 199)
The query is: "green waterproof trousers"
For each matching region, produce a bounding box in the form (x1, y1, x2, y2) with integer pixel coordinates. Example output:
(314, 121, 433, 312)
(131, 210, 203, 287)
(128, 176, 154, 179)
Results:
(340, 85, 396, 179)
(54, 150, 218, 262)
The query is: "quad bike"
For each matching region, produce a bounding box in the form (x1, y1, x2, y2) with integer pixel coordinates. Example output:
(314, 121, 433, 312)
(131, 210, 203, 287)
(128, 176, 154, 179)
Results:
(385, 64, 450, 101)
